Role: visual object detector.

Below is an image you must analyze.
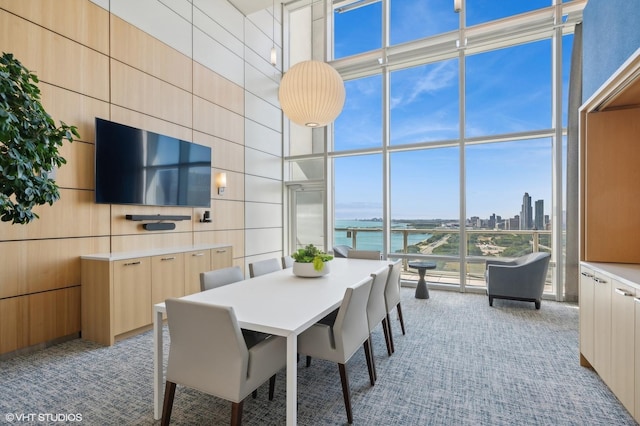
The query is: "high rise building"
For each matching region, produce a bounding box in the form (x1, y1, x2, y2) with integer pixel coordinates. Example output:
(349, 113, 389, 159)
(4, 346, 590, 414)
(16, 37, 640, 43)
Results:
(535, 199, 544, 230)
(520, 193, 533, 230)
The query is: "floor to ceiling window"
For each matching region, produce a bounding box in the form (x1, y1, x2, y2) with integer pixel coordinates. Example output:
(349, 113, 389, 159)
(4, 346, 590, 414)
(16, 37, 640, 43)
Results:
(284, 0, 583, 298)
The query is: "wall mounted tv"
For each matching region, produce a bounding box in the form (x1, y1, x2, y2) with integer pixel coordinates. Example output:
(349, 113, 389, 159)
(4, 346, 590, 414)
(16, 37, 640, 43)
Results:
(95, 118, 212, 208)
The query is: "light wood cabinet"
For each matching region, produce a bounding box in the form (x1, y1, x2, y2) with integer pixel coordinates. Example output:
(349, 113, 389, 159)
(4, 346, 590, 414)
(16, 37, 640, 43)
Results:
(593, 271, 612, 384)
(579, 262, 640, 423)
(112, 258, 151, 336)
(150, 253, 185, 306)
(635, 288, 640, 419)
(579, 266, 595, 366)
(583, 108, 640, 263)
(212, 246, 233, 269)
(184, 249, 211, 296)
(81, 244, 231, 345)
(610, 280, 636, 416)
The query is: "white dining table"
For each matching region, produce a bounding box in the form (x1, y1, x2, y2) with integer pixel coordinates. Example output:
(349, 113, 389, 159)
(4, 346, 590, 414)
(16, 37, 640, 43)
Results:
(152, 257, 391, 425)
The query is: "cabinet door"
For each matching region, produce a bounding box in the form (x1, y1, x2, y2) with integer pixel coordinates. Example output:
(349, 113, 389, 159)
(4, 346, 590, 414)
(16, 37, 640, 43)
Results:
(151, 253, 185, 305)
(584, 108, 640, 263)
(211, 246, 232, 270)
(610, 280, 636, 416)
(579, 266, 595, 365)
(113, 258, 151, 335)
(593, 272, 612, 383)
(184, 249, 211, 296)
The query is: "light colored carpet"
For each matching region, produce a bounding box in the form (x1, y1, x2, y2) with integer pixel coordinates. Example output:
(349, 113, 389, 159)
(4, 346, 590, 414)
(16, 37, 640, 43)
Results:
(0, 289, 636, 425)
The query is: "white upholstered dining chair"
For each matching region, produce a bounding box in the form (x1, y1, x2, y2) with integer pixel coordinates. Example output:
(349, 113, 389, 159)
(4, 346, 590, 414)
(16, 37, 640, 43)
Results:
(365, 267, 391, 380)
(161, 299, 286, 426)
(383, 260, 405, 354)
(347, 250, 381, 260)
(281, 255, 294, 269)
(248, 258, 281, 278)
(200, 265, 244, 291)
(297, 277, 375, 424)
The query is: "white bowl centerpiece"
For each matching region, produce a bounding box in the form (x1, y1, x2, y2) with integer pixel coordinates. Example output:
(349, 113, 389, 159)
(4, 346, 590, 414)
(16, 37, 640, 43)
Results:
(291, 244, 333, 278)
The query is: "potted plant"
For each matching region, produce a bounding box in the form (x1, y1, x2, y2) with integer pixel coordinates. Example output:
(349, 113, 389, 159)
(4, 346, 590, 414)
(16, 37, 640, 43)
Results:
(291, 244, 334, 277)
(0, 52, 79, 224)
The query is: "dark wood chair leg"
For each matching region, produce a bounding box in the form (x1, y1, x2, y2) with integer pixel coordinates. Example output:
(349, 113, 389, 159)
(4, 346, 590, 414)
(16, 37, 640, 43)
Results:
(382, 317, 392, 356)
(161, 381, 176, 426)
(364, 335, 378, 385)
(363, 340, 375, 386)
(268, 374, 276, 400)
(386, 313, 395, 354)
(306, 355, 312, 367)
(338, 363, 354, 424)
(252, 389, 257, 399)
(397, 303, 406, 335)
(231, 401, 244, 426)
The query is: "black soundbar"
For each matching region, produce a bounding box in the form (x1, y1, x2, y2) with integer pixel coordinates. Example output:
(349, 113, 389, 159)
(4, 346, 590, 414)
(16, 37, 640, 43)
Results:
(143, 222, 176, 231)
(125, 214, 191, 221)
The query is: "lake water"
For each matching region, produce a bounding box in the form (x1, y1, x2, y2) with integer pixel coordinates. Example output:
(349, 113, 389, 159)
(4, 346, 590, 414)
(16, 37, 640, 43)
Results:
(334, 220, 431, 253)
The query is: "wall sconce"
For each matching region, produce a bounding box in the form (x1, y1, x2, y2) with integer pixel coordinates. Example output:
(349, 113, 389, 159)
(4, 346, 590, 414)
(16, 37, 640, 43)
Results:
(454, 0, 461, 13)
(215, 172, 227, 195)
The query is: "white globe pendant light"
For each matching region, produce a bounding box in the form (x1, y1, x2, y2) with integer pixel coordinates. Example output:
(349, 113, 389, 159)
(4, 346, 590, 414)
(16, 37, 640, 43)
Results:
(278, 60, 346, 127)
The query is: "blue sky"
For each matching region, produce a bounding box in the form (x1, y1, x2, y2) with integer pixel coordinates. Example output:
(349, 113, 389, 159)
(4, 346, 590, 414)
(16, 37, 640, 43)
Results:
(331, 0, 571, 221)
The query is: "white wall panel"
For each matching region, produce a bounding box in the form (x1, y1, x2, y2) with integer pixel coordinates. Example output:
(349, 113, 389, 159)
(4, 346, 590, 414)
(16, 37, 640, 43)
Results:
(244, 15, 272, 61)
(246, 202, 282, 229)
(193, 8, 244, 58)
(245, 175, 281, 204)
(244, 227, 283, 256)
(245, 148, 281, 180)
(194, 0, 245, 42)
(109, 0, 192, 56)
(193, 28, 244, 87)
(246, 120, 281, 156)
(245, 91, 281, 131)
(245, 44, 281, 83)
(159, 0, 193, 22)
(245, 63, 279, 108)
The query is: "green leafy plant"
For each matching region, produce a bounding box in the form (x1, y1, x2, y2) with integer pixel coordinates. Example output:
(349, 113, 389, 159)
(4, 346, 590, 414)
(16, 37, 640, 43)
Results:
(0, 52, 79, 224)
(291, 244, 334, 271)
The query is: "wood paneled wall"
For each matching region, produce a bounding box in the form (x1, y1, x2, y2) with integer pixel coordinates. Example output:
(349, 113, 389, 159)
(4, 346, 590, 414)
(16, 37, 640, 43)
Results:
(0, 1, 248, 356)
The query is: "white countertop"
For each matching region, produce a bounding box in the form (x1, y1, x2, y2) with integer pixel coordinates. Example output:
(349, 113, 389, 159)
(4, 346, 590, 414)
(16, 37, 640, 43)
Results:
(581, 261, 640, 290)
(80, 244, 231, 261)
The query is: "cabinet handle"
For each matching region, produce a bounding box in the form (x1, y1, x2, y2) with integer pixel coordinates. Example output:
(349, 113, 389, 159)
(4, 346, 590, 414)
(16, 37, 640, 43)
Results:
(161, 256, 176, 261)
(215, 249, 227, 253)
(124, 261, 141, 266)
(615, 288, 635, 297)
(594, 277, 607, 284)
(580, 272, 594, 278)
(192, 252, 205, 257)
(635, 297, 640, 304)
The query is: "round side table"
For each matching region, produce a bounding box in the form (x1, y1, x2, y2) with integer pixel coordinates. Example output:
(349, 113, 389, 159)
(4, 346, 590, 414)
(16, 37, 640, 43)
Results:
(408, 261, 436, 299)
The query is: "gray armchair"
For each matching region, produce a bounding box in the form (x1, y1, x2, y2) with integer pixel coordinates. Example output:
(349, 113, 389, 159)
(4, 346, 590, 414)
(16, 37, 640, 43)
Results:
(485, 252, 551, 309)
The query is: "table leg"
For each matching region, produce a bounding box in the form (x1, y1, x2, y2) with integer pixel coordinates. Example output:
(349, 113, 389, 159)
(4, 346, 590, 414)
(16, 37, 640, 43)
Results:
(153, 308, 164, 420)
(286, 333, 297, 426)
(415, 268, 430, 299)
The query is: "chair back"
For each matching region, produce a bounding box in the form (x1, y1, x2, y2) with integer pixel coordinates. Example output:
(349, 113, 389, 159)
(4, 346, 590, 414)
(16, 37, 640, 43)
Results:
(333, 276, 374, 360)
(200, 266, 243, 291)
(281, 255, 294, 269)
(384, 260, 402, 311)
(366, 267, 390, 330)
(332, 245, 352, 258)
(249, 258, 281, 278)
(347, 250, 381, 260)
(165, 298, 248, 400)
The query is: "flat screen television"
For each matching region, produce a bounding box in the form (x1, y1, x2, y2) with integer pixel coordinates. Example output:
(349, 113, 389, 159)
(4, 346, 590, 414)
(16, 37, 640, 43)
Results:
(95, 118, 212, 208)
